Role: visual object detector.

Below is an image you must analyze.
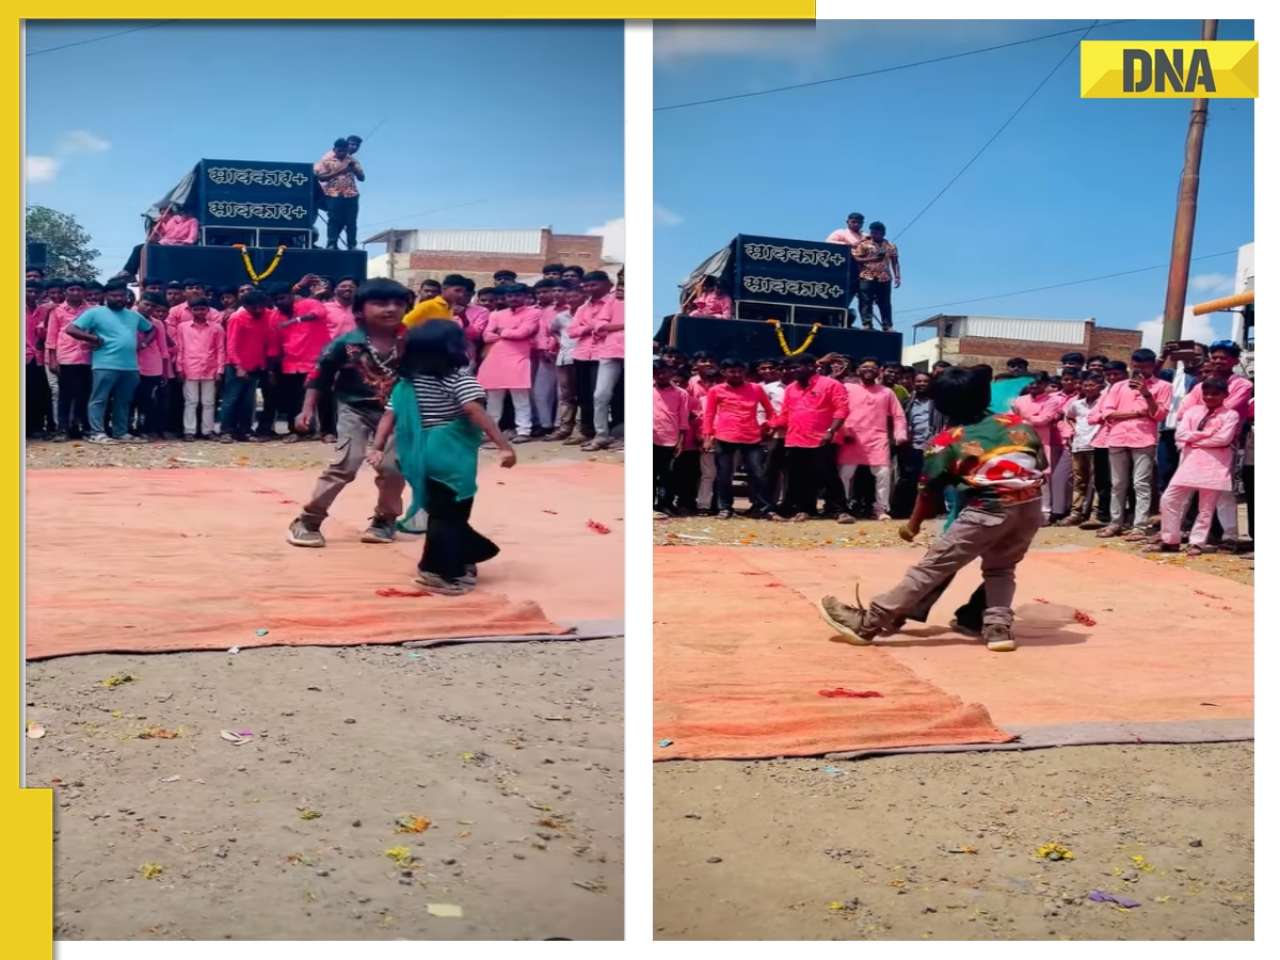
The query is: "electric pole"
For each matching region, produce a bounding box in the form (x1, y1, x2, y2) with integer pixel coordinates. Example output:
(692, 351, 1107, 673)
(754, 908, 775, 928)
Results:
(1161, 18, 1218, 345)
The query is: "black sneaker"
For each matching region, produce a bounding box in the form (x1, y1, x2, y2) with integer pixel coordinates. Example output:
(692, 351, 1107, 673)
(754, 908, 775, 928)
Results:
(361, 517, 397, 544)
(287, 518, 326, 548)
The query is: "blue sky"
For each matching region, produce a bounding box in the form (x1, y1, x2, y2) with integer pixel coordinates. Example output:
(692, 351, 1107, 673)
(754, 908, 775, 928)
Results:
(24, 20, 623, 277)
(654, 19, 1254, 345)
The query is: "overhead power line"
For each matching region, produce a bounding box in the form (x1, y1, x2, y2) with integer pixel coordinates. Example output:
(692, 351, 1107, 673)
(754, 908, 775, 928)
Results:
(894, 249, 1240, 318)
(26, 21, 173, 57)
(654, 20, 1130, 112)
(894, 21, 1099, 241)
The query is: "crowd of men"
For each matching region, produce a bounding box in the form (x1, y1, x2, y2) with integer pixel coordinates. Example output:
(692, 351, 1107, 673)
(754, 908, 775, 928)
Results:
(652, 341, 1254, 554)
(24, 261, 625, 450)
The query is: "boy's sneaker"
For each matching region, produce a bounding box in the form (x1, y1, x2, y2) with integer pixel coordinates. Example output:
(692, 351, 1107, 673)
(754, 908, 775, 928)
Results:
(816, 595, 879, 645)
(287, 518, 326, 548)
(361, 517, 397, 544)
(87, 434, 115, 445)
(983, 624, 1017, 653)
(459, 564, 478, 587)
(413, 571, 472, 596)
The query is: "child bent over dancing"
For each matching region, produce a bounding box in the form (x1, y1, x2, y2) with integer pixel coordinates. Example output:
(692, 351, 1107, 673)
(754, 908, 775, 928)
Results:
(367, 323, 516, 596)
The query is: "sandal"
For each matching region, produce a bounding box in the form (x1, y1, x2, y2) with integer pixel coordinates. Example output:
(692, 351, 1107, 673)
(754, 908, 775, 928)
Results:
(1096, 525, 1124, 539)
(1142, 542, 1179, 554)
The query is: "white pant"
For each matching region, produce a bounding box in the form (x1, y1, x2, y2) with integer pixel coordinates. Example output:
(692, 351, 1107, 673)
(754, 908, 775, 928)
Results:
(1160, 485, 1219, 546)
(697, 450, 716, 510)
(532, 358, 558, 429)
(183, 378, 217, 436)
(486, 388, 532, 437)
(594, 358, 623, 438)
(46, 366, 60, 428)
(1048, 447, 1072, 518)
(838, 463, 891, 518)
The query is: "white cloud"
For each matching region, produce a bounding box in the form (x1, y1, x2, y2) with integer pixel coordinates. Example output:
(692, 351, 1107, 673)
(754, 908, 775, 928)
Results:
(587, 217, 625, 261)
(1137, 309, 1216, 351)
(1189, 272, 1234, 294)
(58, 129, 111, 154)
(25, 155, 59, 183)
(655, 204, 683, 227)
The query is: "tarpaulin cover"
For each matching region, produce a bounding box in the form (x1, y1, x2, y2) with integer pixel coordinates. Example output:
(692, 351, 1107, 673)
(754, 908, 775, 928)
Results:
(26, 461, 623, 660)
(654, 545, 1252, 760)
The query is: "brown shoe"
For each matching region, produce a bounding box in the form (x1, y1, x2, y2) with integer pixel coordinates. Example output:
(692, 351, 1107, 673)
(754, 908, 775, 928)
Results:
(983, 624, 1017, 653)
(817, 595, 878, 646)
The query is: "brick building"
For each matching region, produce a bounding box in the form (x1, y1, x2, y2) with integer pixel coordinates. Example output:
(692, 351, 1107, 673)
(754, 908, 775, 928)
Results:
(363, 227, 617, 290)
(902, 314, 1142, 372)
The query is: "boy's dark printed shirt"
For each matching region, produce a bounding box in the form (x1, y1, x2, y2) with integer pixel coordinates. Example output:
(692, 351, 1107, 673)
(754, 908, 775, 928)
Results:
(921, 412, 1046, 512)
(305, 329, 401, 412)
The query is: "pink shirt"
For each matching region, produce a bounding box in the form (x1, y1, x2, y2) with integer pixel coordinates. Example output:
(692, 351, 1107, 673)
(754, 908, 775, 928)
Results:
(536, 305, 561, 355)
(653, 384, 691, 447)
(225, 308, 281, 372)
(825, 228, 865, 248)
(704, 381, 774, 444)
(477, 305, 540, 390)
(1181, 374, 1253, 443)
(1171, 404, 1240, 491)
(770, 374, 850, 448)
(1011, 392, 1070, 451)
(1088, 376, 1172, 449)
(689, 291, 732, 319)
(136, 321, 170, 377)
(275, 298, 330, 374)
(174, 320, 227, 380)
(153, 212, 199, 245)
(567, 295, 624, 361)
(837, 382, 907, 466)
(26, 303, 50, 364)
(686, 378, 711, 444)
(47, 302, 92, 365)
(323, 300, 357, 339)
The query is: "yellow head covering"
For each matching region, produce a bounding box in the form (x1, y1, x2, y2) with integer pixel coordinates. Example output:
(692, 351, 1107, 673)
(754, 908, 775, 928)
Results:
(403, 295, 453, 329)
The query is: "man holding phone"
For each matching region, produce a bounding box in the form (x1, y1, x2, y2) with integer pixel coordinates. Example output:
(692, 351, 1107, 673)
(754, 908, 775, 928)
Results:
(1157, 340, 1206, 497)
(1088, 347, 1172, 539)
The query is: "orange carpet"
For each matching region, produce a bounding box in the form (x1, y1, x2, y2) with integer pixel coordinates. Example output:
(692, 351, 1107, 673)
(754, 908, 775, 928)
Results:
(654, 547, 1014, 760)
(26, 460, 623, 660)
(654, 545, 1252, 760)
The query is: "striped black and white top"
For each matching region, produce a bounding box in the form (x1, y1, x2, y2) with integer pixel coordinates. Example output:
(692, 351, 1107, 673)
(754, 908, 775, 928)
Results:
(410, 371, 487, 427)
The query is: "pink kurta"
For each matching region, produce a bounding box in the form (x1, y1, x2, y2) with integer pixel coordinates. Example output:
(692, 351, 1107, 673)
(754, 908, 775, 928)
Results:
(136, 322, 170, 377)
(567, 295, 624, 361)
(653, 385, 691, 447)
(1180, 374, 1253, 443)
(769, 374, 851, 448)
(323, 301, 357, 339)
(1171, 404, 1240, 491)
(1088, 377, 1172, 448)
(837, 382, 908, 466)
(174, 320, 227, 380)
(688, 291, 732, 319)
(47, 303, 92, 365)
(477, 305, 540, 389)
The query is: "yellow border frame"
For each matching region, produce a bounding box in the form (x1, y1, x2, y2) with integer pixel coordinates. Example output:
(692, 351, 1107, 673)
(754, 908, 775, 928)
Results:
(7, 9, 813, 953)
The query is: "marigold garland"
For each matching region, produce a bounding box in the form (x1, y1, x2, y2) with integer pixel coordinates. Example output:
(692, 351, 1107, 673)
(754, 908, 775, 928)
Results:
(766, 317, 821, 357)
(232, 243, 288, 282)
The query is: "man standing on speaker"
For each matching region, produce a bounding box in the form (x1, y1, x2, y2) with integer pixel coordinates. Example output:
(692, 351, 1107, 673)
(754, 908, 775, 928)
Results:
(825, 211, 866, 250)
(852, 221, 900, 332)
(315, 137, 365, 250)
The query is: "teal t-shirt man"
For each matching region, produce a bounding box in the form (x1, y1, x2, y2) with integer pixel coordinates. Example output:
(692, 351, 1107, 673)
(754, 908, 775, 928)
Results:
(72, 304, 152, 370)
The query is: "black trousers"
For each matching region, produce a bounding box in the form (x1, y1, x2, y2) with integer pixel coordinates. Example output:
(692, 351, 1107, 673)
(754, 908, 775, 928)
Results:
(857, 279, 893, 329)
(167, 376, 185, 434)
(134, 375, 166, 436)
(762, 437, 786, 505)
(893, 447, 924, 519)
(57, 363, 92, 437)
(25, 360, 53, 437)
(574, 360, 599, 439)
(276, 372, 310, 432)
(1157, 429, 1180, 496)
(318, 390, 337, 437)
(418, 479, 499, 580)
(713, 440, 772, 514)
(654, 444, 677, 511)
(783, 444, 846, 516)
(255, 372, 280, 436)
(1092, 447, 1113, 524)
(325, 195, 359, 250)
(673, 449, 702, 513)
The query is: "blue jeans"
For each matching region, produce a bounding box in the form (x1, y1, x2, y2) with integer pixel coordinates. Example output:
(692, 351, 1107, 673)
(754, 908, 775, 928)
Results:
(220, 365, 260, 438)
(88, 369, 140, 438)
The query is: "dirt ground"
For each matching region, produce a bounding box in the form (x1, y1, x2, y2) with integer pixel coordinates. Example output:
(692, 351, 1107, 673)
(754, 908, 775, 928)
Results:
(28, 640, 623, 941)
(653, 512, 1254, 940)
(25, 440, 624, 941)
(654, 743, 1253, 940)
